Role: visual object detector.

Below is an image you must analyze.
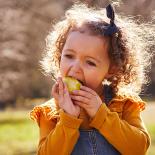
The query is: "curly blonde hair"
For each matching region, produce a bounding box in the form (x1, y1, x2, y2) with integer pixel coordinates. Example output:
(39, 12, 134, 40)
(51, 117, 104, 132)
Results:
(40, 2, 154, 96)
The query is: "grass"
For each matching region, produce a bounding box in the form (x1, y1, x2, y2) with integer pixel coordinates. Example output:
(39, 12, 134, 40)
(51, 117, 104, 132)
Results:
(0, 101, 155, 155)
(146, 124, 155, 155)
(0, 111, 38, 155)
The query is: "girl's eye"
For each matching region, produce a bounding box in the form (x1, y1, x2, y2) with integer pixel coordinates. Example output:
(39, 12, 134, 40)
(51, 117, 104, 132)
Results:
(87, 61, 96, 66)
(64, 54, 73, 59)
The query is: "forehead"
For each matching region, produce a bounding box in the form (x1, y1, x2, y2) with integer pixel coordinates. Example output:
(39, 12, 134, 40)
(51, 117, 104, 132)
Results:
(63, 31, 109, 59)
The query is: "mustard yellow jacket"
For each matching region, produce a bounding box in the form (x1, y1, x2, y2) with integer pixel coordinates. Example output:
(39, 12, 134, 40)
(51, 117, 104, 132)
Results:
(30, 95, 150, 155)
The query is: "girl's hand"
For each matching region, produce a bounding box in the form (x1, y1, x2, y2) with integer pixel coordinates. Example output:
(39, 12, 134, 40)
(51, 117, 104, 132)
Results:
(51, 77, 80, 118)
(70, 86, 103, 118)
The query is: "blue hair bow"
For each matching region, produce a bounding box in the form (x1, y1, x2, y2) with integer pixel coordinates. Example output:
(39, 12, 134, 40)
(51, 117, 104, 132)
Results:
(103, 4, 119, 36)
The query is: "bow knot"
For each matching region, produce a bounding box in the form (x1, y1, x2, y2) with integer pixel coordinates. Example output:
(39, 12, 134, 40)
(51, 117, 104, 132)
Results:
(103, 4, 118, 36)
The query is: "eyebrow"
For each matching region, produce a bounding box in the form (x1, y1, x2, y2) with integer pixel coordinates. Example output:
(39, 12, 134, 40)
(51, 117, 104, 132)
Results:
(64, 49, 101, 63)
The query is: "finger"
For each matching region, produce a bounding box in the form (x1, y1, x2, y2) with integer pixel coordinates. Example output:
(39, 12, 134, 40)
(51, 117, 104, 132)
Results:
(71, 90, 93, 99)
(80, 85, 97, 96)
(58, 77, 64, 96)
(51, 82, 59, 99)
(63, 82, 70, 97)
(74, 101, 87, 109)
(70, 95, 89, 104)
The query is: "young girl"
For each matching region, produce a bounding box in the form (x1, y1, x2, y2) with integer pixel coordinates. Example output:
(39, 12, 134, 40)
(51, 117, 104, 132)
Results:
(30, 3, 152, 155)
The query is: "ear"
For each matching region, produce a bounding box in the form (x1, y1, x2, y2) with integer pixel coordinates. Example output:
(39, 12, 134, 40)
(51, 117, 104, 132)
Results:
(105, 64, 118, 79)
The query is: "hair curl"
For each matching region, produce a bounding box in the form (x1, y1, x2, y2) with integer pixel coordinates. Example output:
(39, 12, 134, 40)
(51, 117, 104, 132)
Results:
(40, 2, 155, 96)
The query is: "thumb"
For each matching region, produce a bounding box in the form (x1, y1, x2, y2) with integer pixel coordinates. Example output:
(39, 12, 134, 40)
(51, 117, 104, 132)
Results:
(63, 82, 70, 97)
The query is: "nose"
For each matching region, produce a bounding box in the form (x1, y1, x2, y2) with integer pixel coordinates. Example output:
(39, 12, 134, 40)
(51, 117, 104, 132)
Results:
(69, 60, 82, 74)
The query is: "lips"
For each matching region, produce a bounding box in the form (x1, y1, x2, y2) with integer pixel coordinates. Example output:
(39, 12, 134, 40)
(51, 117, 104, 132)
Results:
(78, 80, 84, 85)
(68, 76, 84, 85)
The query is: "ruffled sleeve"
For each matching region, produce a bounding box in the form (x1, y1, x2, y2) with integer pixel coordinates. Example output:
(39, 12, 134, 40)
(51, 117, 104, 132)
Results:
(109, 94, 146, 112)
(30, 98, 59, 126)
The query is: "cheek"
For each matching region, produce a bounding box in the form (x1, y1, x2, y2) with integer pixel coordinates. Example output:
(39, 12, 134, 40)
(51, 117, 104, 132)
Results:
(84, 67, 109, 87)
(60, 57, 70, 76)
(60, 60, 65, 76)
(84, 70, 102, 86)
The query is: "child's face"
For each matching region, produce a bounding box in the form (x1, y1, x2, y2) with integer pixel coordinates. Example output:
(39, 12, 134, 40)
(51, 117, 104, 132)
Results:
(60, 31, 110, 94)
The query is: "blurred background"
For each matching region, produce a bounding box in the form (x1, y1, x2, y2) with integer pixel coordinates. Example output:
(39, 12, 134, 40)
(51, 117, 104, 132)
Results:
(0, 0, 155, 155)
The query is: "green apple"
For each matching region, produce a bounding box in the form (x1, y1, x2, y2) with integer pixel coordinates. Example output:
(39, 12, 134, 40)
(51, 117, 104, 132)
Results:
(63, 77, 82, 93)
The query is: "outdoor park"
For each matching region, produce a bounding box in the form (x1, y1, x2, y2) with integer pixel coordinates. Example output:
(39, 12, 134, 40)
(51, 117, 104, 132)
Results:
(0, 0, 155, 155)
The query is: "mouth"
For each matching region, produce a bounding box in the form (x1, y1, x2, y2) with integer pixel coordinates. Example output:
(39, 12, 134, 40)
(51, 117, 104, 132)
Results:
(78, 80, 84, 85)
(68, 76, 84, 85)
